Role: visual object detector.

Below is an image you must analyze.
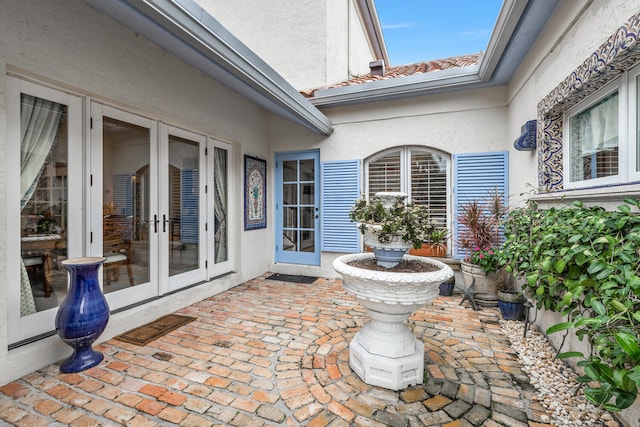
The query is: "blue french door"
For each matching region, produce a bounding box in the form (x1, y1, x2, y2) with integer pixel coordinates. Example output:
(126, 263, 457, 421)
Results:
(275, 151, 320, 265)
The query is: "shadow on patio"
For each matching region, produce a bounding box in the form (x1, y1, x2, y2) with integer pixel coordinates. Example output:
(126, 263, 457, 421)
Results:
(0, 274, 551, 426)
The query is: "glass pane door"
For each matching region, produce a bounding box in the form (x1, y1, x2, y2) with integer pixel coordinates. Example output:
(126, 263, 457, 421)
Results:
(102, 117, 150, 292)
(92, 104, 158, 310)
(275, 151, 320, 265)
(209, 140, 233, 277)
(162, 126, 207, 292)
(7, 78, 82, 344)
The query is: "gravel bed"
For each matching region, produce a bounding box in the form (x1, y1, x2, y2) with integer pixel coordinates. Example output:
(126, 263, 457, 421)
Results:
(500, 319, 621, 427)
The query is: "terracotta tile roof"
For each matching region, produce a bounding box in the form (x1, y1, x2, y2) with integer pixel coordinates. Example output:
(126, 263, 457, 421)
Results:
(301, 53, 482, 98)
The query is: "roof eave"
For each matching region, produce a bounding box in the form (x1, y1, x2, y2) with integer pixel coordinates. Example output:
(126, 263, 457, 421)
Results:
(83, 0, 333, 136)
(477, 0, 528, 82)
(309, 65, 481, 107)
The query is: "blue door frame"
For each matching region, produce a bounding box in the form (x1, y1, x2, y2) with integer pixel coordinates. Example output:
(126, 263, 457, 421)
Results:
(275, 150, 320, 265)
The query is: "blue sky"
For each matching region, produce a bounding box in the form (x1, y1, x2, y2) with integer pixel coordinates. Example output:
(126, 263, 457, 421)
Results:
(375, 0, 504, 66)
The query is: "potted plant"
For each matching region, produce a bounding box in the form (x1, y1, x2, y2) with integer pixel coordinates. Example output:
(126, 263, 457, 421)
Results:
(496, 287, 526, 320)
(438, 275, 456, 296)
(350, 192, 434, 268)
(457, 189, 508, 304)
(409, 227, 448, 257)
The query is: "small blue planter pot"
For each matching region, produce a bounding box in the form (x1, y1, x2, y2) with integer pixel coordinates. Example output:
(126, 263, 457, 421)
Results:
(439, 281, 455, 296)
(55, 257, 110, 373)
(498, 300, 525, 320)
(372, 247, 407, 268)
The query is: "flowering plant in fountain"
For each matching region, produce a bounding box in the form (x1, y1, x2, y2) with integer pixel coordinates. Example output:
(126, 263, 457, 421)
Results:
(349, 193, 435, 249)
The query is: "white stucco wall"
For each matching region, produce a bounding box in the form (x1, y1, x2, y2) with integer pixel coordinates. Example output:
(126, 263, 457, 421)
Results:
(0, 0, 281, 384)
(195, 0, 329, 90)
(325, 0, 378, 82)
(196, 0, 376, 90)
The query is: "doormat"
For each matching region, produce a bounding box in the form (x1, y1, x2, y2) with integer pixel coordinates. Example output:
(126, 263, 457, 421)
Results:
(266, 273, 318, 284)
(114, 314, 196, 346)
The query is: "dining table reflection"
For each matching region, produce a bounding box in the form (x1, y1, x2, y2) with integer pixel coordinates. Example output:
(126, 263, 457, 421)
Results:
(21, 234, 64, 298)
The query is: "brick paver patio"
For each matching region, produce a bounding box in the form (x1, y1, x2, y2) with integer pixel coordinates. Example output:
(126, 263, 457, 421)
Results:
(0, 274, 553, 426)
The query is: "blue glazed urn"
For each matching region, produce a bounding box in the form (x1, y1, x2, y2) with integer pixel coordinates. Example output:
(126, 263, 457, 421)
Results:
(55, 257, 110, 373)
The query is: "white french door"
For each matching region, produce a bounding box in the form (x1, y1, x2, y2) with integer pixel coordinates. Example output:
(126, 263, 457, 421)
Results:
(7, 79, 234, 345)
(90, 103, 158, 310)
(90, 105, 231, 310)
(7, 78, 83, 344)
(160, 124, 208, 293)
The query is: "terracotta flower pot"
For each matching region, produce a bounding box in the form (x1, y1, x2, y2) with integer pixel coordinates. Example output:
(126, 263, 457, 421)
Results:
(408, 243, 446, 258)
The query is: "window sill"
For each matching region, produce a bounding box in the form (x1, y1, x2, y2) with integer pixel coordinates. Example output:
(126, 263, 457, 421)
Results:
(532, 182, 640, 210)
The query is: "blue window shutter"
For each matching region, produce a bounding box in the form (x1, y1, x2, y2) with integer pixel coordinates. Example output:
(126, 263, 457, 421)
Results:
(453, 151, 509, 259)
(321, 160, 361, 252)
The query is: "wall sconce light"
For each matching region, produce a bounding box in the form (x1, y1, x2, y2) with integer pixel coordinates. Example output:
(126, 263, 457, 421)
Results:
(514, 120, 537, 151)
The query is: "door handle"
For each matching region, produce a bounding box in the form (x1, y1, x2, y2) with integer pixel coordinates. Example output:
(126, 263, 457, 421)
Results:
(163, 214, 170, 233)
(153, 214, 159, 233)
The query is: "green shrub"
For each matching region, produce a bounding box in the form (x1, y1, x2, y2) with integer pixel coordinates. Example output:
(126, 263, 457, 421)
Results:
(500, 198, 640, 412)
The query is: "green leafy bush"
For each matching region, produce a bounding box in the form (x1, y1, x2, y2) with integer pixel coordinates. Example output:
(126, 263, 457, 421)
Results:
(500, 198, 640, 412)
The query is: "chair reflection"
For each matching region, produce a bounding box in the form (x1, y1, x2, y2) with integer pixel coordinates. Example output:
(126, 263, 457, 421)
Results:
(103, 215, 135, 286)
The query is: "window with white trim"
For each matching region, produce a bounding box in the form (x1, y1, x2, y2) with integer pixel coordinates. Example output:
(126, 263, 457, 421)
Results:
(365, 147, 450, 228)
(564, 63, 640, 188)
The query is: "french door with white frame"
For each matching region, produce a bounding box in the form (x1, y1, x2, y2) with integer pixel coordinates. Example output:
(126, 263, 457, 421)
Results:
(7, 85, 233, 344)
(7, 77, 83, 345)
(91, 105, 221, 308)
(90, 103, 159, 310)
(160, 124, 210, 292)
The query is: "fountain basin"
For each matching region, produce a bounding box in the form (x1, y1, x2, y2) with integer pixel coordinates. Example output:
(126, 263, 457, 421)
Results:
(333, 253, 454, 390)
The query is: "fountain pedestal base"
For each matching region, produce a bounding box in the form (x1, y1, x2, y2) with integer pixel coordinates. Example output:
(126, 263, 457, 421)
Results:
(349, 337, 424, 390)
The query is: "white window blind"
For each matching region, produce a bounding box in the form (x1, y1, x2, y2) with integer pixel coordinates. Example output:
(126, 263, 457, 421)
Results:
(368, 151, 401, 194)
(367, 147, 449, 229)
(411, 151, 447, 228)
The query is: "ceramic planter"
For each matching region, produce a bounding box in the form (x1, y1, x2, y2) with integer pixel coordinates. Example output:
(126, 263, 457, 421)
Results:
(497, 290, 526, 320)
(361, 224, 411, 268)
(460, 261, 507, 306)
(333, 253, 454, 390)
(409, 243, 446, 258)
(439, 279, 455, 296)
(55, 257, 110, 373)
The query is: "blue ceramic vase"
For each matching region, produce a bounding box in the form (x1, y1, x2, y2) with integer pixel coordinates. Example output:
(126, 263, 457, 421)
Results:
(55, 257, 110, 373)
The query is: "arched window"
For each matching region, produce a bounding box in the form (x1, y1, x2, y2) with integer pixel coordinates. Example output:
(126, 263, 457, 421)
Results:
(365, 146, 450, 228)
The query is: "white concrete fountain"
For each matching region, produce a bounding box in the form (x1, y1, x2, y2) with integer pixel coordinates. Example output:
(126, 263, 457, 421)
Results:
(333, 252, 453, 390)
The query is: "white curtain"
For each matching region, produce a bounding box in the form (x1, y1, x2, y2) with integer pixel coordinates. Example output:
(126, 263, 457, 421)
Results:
(214, 148, 228, 263)
(570, 92, 618, 181)
(19, 94, 63, 316)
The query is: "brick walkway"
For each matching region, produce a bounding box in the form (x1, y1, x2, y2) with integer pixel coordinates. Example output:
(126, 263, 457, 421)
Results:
(0, 274, 553, 426)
